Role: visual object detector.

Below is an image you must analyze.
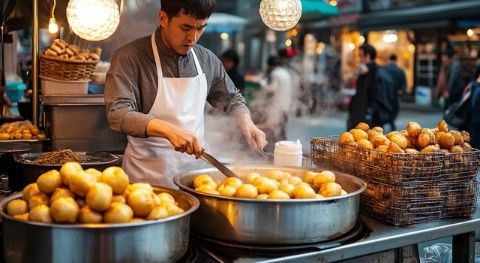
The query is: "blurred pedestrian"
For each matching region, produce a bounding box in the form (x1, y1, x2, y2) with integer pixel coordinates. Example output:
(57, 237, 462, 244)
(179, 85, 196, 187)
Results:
(278, 48, 304, 116)
(221, 49, 245, 95)
(437, 44, 464, 109)
(0, 71, 12, 118)
(251, 55, 293, 151)
(347, 43, 394, 130)
(464, 65, 480, 149)
(384, 54, 407, 131)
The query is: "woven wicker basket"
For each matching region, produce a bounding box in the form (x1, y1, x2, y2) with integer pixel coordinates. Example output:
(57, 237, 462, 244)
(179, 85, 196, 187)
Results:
(40, 54, 98, 81)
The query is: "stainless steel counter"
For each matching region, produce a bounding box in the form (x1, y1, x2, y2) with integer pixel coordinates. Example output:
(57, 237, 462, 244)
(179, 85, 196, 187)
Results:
(239, 214, 479, 263)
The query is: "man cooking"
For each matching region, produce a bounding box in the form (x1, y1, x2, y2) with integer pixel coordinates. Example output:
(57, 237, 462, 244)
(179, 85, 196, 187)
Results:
(105, 0, 267, 188)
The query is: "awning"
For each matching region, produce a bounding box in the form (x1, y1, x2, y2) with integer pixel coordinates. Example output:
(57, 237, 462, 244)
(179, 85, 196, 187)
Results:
(205, 12, 247, 33)
(359, 0, 480, 31)
(301, 0, 340, 22)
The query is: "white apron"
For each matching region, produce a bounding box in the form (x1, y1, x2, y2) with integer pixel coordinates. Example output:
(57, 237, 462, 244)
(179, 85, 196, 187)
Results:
(122, 32, 208, 188)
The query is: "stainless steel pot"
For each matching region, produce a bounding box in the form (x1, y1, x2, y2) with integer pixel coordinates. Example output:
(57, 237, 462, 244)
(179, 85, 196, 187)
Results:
(1, 186, 199, 263)
(174, 165, 367, 245)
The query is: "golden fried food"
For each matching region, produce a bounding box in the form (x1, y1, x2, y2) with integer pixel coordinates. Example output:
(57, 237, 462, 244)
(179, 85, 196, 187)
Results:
(252, 177, 278, 194)
(266, 170, 287, 181)
(388, 142, 404, 153)
(28, 205, 52, 223)
(303, 171, 317, 184)
(268, 190, 290, 199)
(235, 184, 258, 198)
(372, 126, 384, 133)
(461, 130, 471, 143)
(292, 183, 316, 199)
(127, 189, 155, 217)
(223, 177, 243, 189)
(449, 131, 464, 145)
(417, 131, 432, 149)
(86, 182, 113, 212)
(450, 145, 464, 153)
(146, 206, 169, 220)
(37, 170, 62, 194)
(157, 193, 176, 205)
(195, 185, 220, 195)
(319, 182, 343, 197)
(256, 194, 269, 199)
(13, 213, 29, 221)
(78, 206, 103, 223)
(420, 145, 440, 153)
(100, 167, 129, 195)
(406, 122, 422, 137)
(437, 120, 448, 133)
(50, 197, 80, 223)
(29, 192, 49, 209)
(219, 185, 237, 197)
(405, 148, 420, 154)
(355, 122, 370, 131)
(7, 199, 28, 216)
(22, 183, 40, 202)
(367, 129, 381, 140)
(278, 184, 295, 195)
(461, 142, 472, 152)
(69, 171, 97, 197)
(50, 188, 75, 205)
(371, 134, 390, 147)
(350, 129, 368, 141)
(313, 171, 336, 187)
(389, 133, 408, 149)
(376, 145, 389, 153)
(438, 132, 455, 149)
(339, 132, 355, 144)
(104, 202, 134, 224)
(59, 162, 83, 186)
(357, 139, 374, 149)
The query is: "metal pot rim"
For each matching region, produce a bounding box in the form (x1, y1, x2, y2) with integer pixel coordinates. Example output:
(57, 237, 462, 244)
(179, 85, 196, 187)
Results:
(173, 165, 367, 203)
(1, 186, 200, 228)
(13, 152, 119, 167)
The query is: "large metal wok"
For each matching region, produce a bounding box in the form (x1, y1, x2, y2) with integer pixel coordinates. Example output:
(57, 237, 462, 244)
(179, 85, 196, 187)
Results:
(174, 165, 367, 245)
(0, 186, 199, 263)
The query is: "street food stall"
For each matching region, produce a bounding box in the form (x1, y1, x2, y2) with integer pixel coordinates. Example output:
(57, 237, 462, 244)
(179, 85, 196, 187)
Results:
(0, 1, 479, 263)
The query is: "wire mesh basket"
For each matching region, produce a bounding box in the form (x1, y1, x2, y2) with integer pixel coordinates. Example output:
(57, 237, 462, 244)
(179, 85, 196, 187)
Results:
(311, 137, 444, 185)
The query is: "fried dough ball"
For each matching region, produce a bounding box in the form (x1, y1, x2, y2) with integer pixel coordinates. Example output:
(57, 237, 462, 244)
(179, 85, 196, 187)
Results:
(389, 133, 408, 149)
(355, 122, 370, 131)
(130, 218, 145, 223)
(157, 192, 176, 205)
(86, 182, 113, 212)
(84, 168, 103, 181)
(371, 134, 390, 147)
(111, 195, 126, 204)
(7, 199, 28, 216)
(417, 131, 432, 149)
(319, 182, 343, 197)
(100, 167, 129, 195)
(421, 145, 440, 153)
(266, 170, 287, 181)
(60, 162, 83, 186)
(104, 202, 133, 223)
(223, 177, 243, 189)
(37, 170, 62, 194)
(461, 131, 470, 143)
(438, 132, 455, 149)
(146, 206, 169, 220)
(219, 185, 237, 197)
(235, 184, 258, 198)
(388, 142, 404, 153)
(462, 142, 472, 152)
(449, 131, 464, 145)
(303, 171, 317, 184)
(278, 183, 295, 196)
(252, 177, 278, 194)
(127, 189, 155, 217)
(357, 139, 374, 149)
(22, 183, 40, 202)
(69, 171, 97, 197)
(372, 126, 384, 133)
(350, 129, 368, 141)
(450, 145, 464, 153)
(256, 194, 269, 199)
(406, 122, 422, 137)
(313, 171, 336, 188)
(367, 129, 381, 140)
(13, 213, 29, 221)
(287, 176, 303, 186)
(339, 132, 355, 144)
(29, 192, 49, 209)
(29, 205, 52, 223)
(437, 120, 448, 133)
(161, 202, 183, 216)
(292, 183, 316, 199)
(78, 206, 103, 224)
(50, 188, 75, 205)
(244, 172, 261, 184)
(193, 174, 215, 189)
(127, 183, 153, 194)
(50, 197, 79, 223)
(405, 148, 420, 154)
(376, 145, 389, 153)
(268, 190, 290, 199)
(341, 190, 348, 196)
(195, 185, 220, 195)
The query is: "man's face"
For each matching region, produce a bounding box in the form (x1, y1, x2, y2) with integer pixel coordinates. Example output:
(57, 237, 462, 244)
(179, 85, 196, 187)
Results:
(159, 10, 208, 55)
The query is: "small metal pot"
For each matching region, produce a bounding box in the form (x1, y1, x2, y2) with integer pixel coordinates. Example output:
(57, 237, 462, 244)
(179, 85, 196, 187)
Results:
(174, 165, 367, 245)
(1, 186, 199, 263)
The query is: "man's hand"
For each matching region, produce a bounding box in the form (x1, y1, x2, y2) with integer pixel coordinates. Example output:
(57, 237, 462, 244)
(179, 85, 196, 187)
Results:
(146, 119, 203, 158)
(236, 113, 267, 151)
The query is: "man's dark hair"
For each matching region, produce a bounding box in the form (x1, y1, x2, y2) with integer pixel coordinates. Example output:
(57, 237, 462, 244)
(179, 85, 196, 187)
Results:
(267, 56, 281, 67)
(445, 43, 455, 58)
(221, 49, 240, 67)
(389, 54, 397, 61)
(161, 0, 216, 19)
(360, 43, 377, 60)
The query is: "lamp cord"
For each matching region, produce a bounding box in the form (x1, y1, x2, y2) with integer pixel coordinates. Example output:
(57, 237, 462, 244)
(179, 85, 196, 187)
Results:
(51, 0, 56, 18)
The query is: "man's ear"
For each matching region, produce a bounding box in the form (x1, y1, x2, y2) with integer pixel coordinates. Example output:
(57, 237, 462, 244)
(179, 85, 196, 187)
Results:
(159, 11, 169, 28)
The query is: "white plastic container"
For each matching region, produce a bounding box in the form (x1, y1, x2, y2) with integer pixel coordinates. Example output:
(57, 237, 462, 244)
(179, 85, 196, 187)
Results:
(274, 140, 303, 167)
(40, 75, 89, 95)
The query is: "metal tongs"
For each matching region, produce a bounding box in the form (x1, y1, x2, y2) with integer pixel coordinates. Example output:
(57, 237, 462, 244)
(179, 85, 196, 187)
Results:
(200, 151, 240, 178)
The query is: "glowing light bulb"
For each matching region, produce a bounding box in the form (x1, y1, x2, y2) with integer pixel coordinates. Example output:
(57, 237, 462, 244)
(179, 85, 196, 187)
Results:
(259, 0, 302, 32)
(48, 17, 59, 34)
(467, 29, 474, 37)
(67, 0, 120, 41)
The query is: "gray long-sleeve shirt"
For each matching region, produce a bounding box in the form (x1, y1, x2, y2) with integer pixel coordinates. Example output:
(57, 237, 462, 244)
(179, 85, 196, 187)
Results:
(105, 28, 249, 138)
